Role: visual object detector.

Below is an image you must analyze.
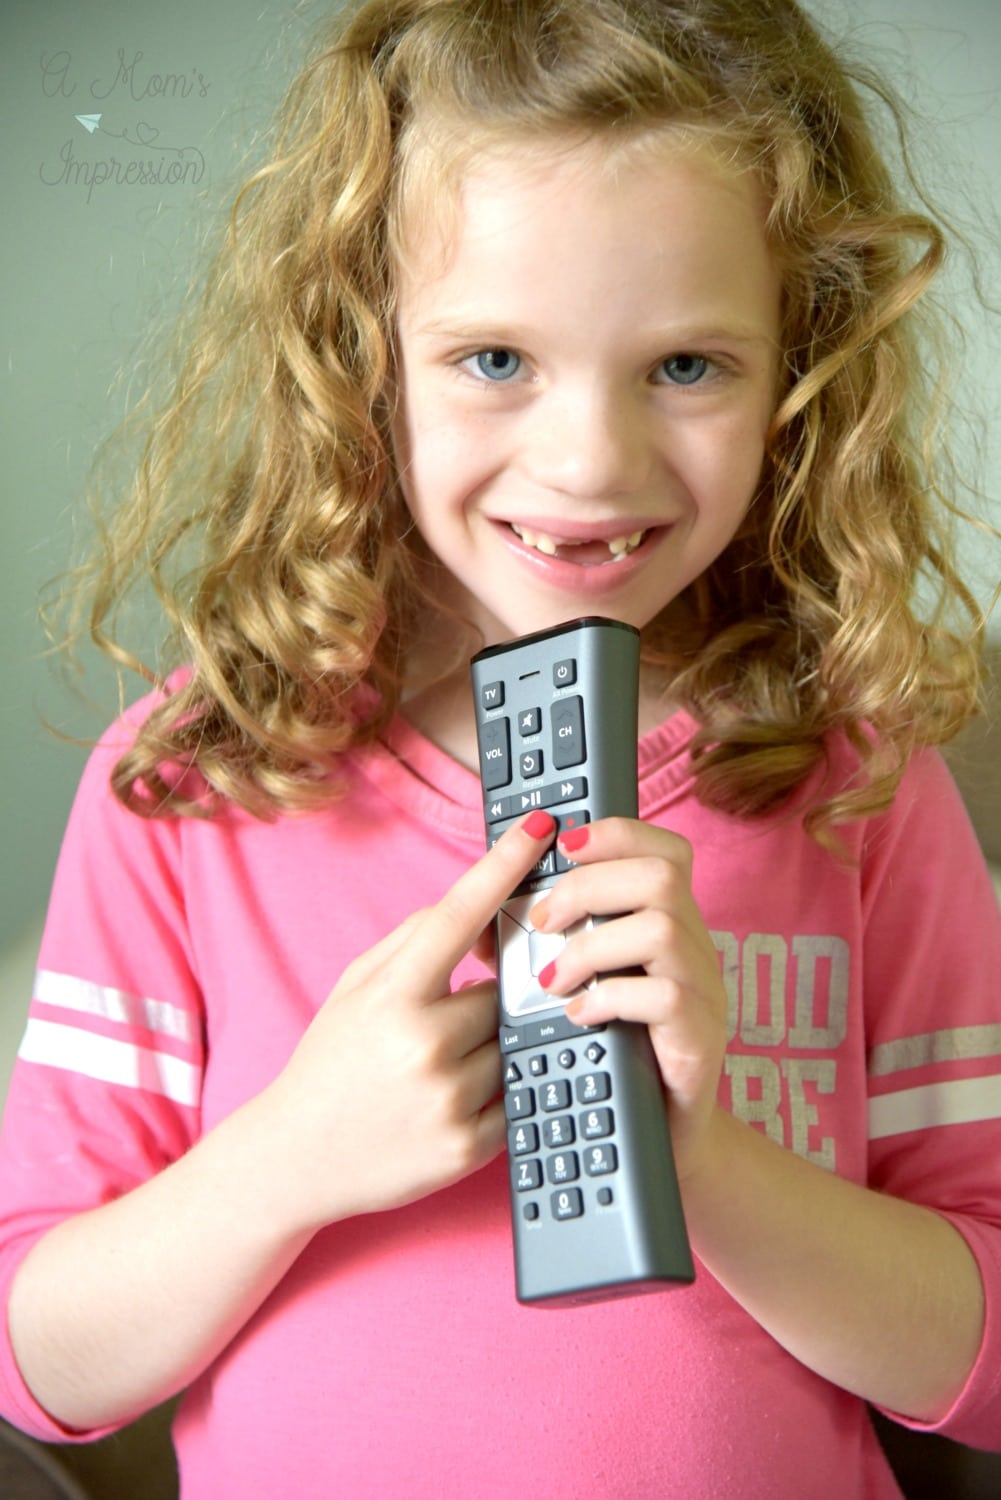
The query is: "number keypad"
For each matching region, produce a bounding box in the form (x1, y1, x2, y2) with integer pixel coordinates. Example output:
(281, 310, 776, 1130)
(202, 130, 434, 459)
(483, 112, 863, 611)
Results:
(506, 1052, 617, 1222)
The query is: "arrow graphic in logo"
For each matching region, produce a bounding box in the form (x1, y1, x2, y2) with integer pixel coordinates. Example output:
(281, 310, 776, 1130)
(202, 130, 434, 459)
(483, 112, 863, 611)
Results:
(75, 114, 103, 134)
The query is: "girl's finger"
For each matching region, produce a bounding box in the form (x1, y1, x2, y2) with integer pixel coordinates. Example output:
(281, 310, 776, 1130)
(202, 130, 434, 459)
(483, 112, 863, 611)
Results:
(561, 970, 705, 1030)
(553, 816, 693, 872)
(450, 1036, 505, 1121)
(532, 854, 698, 936)
(537, 908, 715, 997)
(469, 924, 497, 970)
(392, 808, 556, 999)
(563, 976, 727, 1116)
(437, 981, 500, 1058)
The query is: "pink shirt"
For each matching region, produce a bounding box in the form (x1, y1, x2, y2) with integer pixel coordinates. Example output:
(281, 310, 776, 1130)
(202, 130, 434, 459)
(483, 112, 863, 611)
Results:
(1, 699, 1000, 1496)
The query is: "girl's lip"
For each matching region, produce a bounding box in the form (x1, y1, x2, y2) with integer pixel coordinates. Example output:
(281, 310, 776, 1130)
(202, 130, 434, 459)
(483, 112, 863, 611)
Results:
(494, 518, 667, 592)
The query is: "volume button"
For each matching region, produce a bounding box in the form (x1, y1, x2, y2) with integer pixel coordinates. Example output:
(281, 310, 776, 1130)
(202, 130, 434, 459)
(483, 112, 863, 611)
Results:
(480, 717, 512, 789)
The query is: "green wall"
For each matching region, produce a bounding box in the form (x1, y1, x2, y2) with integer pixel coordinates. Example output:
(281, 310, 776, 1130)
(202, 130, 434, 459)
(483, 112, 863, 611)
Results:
(0, 0, 325, 950)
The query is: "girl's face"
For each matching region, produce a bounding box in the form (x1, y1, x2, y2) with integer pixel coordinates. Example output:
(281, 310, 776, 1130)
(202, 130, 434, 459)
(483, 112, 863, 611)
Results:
(392, 133, 782, 651)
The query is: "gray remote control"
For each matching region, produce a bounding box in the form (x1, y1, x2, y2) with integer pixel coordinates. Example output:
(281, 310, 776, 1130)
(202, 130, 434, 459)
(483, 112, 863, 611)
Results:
(471, 617, 694, 1306)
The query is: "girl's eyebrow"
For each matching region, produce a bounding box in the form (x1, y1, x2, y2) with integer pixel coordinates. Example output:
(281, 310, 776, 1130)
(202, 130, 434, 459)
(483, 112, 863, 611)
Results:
(644, 323, 779, 348)
(406, 318, 529, 342)
(407, 316, 777, 347)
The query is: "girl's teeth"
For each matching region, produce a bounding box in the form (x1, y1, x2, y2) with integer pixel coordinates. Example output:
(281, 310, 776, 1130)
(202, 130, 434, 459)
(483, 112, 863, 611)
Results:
(511, 524, 646, 560)
(608, 531, 645, 556)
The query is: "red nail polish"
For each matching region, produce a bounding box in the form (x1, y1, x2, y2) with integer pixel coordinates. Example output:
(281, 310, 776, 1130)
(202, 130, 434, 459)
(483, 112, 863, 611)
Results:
(538, 960, 557, 989)
(523, 809, 556, 840)
(559, 824, 590, 853)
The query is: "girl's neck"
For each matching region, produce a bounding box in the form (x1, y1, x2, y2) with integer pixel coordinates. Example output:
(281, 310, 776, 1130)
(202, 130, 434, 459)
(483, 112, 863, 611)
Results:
(401, 664, 482, 770)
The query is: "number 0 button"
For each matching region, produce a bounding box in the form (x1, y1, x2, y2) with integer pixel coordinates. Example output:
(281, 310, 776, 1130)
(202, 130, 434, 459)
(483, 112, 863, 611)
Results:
(551, 1188, 583, 1220)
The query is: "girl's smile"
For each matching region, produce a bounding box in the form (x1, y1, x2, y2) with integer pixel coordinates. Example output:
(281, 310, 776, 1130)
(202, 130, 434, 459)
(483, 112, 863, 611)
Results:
(392, 132, 783, 649)
(497, 516, 667, 591)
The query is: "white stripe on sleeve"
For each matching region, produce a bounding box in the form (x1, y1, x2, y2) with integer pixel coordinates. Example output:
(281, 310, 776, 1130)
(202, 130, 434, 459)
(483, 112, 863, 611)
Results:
(33, 969, 197, 1045)
(18, 1017, 201, 1107)
(868, 1075, 1001, 1141)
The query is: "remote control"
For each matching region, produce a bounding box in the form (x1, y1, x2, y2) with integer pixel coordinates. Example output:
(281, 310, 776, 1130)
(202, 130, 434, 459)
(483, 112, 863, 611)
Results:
(471, 617, 695, 1306)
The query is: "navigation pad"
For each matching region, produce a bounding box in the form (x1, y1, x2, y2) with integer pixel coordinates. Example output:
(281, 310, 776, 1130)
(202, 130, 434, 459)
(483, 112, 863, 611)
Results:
(498, 892, 592, 1019)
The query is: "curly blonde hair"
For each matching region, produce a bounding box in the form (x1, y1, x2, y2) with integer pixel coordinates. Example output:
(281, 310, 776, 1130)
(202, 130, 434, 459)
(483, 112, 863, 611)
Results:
(64, 0, 989, 833)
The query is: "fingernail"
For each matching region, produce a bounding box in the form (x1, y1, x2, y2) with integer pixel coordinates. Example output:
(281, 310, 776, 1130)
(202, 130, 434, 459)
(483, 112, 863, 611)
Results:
(565, 994, 587, 1021)
(530, 897, 551, 931)
(538, 960, 557, 989)
(559, 824, 590, 853)
(523, 809, 557, 840)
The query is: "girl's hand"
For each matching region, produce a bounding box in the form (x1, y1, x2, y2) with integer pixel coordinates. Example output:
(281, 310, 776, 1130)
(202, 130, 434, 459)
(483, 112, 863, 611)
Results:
(529, 817, 728, 1181)
(265, 809, 558, 1231)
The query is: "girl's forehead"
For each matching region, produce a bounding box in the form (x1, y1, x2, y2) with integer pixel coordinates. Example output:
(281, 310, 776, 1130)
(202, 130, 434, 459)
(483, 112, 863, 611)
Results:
(392, 117, 761, 270)
(402, 113, 748, 195)
(392, 125, 783, 351)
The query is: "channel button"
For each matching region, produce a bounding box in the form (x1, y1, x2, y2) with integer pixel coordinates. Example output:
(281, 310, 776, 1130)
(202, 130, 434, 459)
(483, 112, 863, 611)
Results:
(551, 696, 586, 770)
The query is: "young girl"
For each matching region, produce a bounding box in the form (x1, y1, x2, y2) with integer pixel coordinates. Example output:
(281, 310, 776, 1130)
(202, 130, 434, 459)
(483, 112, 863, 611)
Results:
(1, 0, 999, 1494)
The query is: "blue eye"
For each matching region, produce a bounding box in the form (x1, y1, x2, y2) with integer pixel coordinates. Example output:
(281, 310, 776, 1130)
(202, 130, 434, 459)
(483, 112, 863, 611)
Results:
(466, 349, 523, 382)
(657, 354, 710, 386)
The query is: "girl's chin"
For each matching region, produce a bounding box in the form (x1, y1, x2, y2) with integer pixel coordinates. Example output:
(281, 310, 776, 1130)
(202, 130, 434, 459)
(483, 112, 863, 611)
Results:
(467, 594, 658, 654)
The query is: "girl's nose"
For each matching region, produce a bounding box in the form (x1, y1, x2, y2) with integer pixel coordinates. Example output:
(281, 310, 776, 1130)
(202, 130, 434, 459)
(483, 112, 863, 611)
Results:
(519, 382, 651, 500)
